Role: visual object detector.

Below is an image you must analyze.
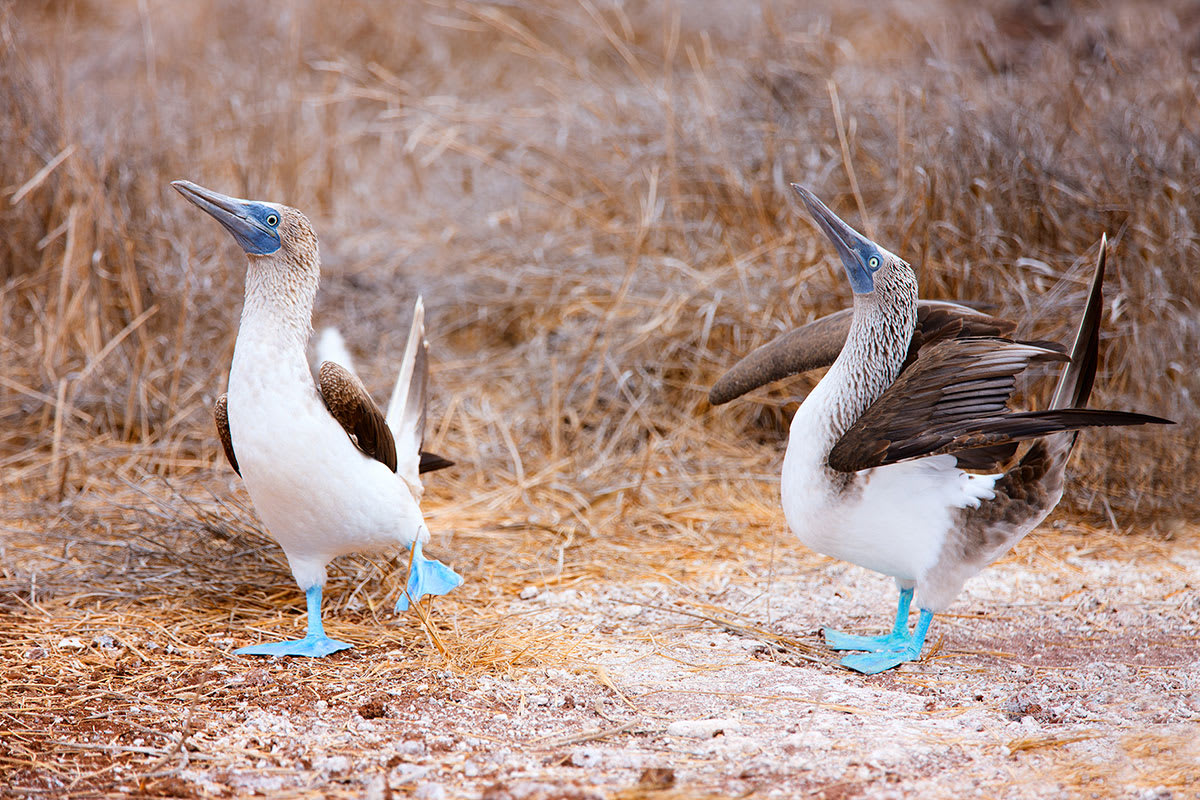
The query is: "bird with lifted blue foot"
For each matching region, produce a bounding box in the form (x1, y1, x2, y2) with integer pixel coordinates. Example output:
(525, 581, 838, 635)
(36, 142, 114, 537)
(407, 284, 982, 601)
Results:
(173, 180, 462, 657)
(710, 185, 1172, 675)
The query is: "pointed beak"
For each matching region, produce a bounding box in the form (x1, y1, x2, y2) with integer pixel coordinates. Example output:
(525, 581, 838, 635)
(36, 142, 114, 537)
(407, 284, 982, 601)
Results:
(171, 180, 281, 255)
(791, 184, 876, 294)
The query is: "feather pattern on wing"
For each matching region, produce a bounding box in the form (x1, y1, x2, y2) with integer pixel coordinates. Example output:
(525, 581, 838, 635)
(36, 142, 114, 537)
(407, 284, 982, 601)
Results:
(317, 361, 398, 473)
(827, 336, 1168, 473)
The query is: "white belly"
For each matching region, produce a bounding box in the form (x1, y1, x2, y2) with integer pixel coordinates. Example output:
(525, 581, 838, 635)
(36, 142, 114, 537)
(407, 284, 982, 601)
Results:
(780, 391, 997, 582)
(226, 345, 424, 588)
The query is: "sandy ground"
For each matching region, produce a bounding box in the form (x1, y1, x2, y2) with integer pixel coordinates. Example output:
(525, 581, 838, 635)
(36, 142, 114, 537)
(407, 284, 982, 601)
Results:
(5, 521, 1197, 800)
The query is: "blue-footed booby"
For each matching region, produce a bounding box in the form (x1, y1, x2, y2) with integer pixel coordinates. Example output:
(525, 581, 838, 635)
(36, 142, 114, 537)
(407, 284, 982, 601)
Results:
(710, 184, 1172, 674)
(172, 180, 462, 657)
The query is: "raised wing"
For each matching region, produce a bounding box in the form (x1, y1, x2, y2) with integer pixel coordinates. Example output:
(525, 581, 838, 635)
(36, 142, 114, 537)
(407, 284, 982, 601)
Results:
(708, 300, 1020, 406)
(826, 337, 1168, 473)
(214, 393, 240, 476)
(318, 361, 398, 472)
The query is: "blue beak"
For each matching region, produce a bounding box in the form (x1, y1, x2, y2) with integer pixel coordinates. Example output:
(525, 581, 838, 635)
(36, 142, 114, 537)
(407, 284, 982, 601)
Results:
(792, 184, 877, 294)
(172, 180, 282, 256)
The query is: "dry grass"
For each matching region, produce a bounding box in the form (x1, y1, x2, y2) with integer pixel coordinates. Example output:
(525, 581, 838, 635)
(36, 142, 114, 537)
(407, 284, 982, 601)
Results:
(2, 0, 1199, 796)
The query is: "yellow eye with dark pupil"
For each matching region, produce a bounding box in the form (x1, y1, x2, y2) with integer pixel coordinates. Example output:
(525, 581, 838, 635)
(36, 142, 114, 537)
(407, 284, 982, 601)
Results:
(266, 214, 278, 226)
(868, 256, 880, 269)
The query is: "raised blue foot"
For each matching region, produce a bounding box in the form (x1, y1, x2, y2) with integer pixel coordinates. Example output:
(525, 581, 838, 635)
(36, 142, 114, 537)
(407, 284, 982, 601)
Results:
(839, 609, 933, 675)
(395, 540, 463, 612)
(236, 585, 353, 658)
(824, 587, 914, 652)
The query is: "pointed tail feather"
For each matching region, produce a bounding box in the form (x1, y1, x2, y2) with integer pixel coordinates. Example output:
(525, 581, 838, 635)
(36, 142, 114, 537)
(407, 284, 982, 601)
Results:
(386, 298, 429, 486)
(315, 326, 356, 376)
(1051, 234, 1106, 411)
(419, 451, 455, 474)
(1017, 236, 1172, 474)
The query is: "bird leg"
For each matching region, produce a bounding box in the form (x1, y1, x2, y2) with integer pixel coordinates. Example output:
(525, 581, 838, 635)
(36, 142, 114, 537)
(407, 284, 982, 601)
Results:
(235, 585, 353, 657)
(839, 609, 933, 675)
(824, 587, 914, 652)
(395, 540, 463, 612)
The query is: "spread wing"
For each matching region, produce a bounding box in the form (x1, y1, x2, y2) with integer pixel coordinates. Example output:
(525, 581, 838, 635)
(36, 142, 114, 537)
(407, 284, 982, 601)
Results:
(826, 338, 1167, 473)
(708, 300, 1021, 406)
(214, 393, 240, 476)
(317, 361, 398, 472)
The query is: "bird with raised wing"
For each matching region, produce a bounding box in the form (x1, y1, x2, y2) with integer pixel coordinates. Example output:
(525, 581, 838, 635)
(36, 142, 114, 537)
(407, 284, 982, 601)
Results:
(173, 180, 462, 657)
(710, 185, 1172, 674)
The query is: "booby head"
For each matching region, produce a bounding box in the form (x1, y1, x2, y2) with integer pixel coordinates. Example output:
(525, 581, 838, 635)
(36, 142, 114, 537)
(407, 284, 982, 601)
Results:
(171, 180, 288, 256)
(791, 184, 903, 295)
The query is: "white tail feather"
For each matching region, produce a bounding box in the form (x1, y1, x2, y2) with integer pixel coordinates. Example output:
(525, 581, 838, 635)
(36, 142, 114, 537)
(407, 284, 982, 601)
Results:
(315, 326, 356, 375)
(386, 298, 428, 488)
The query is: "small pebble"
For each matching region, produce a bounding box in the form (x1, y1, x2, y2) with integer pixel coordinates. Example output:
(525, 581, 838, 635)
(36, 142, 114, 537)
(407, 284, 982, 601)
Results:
(414, 783, 446, 800)
(665, 718, 741, 738)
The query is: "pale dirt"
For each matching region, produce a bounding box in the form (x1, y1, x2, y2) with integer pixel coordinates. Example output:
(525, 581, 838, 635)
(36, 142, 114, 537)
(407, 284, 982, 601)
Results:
(27, 529, 1191, 800)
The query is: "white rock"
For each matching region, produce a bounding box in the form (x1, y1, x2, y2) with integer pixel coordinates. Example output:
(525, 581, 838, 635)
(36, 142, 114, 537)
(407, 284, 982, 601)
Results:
(714, 734, 759, 757)
(666, 718, 741, 738)
(364, 775, 389, 800)
(314, 755, 350, 774)
(58, 637, 85, 650)
(519, 585, 540, 600)
(414, 783, 446, 800)
(571, 748, 604, 767)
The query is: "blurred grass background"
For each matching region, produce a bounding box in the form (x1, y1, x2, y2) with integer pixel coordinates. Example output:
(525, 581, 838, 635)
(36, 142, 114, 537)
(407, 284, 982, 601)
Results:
(2, 0, 1197, 545)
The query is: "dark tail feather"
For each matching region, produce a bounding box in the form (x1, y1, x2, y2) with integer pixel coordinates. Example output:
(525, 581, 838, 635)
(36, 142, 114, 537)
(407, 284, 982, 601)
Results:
(418, 451, 455, 474)
(1051, 234, 1106, 410)
(970, 408, 1174, 444)
(1019, 236, 1108, 477)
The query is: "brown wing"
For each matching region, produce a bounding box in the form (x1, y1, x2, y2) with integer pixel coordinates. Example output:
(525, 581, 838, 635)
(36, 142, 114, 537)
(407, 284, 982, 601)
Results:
(214, 393, 240, 476)
(317, 361, 398, 472)
(708, 300, 1020, 406)
(826, 338, 1168, 473)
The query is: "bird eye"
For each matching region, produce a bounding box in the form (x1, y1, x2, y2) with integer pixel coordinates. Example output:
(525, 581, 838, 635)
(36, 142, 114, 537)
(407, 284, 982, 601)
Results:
(265, 213, 279, 227)
(868, 255, 880, 269)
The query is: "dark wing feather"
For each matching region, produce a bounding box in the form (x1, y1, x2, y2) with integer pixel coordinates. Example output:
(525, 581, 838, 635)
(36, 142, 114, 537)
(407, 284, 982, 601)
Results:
(708, 300, 1025, 406)
(318, 361, 398, 473)
(826, 339, 1070, 472)
(214, 393, 240, 476)
(827, 337, 1170, 473)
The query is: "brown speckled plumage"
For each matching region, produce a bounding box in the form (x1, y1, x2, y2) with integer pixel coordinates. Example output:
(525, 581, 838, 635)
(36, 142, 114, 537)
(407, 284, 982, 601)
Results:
(317, 361, 398, 473)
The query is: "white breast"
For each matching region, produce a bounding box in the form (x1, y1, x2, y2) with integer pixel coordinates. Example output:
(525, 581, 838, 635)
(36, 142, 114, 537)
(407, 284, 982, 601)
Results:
(780, 376, 997, 582)
(226, 325, 426, 588)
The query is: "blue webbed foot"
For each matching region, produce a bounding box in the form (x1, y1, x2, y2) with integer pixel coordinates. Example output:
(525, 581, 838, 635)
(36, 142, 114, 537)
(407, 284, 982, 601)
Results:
(823, 628, 910, 652)
(839, 646, 920, 675)
(235, 634, 352, 658)
(395, 540, 463, 612)
(836, 609, 934, 675)
(236, 584, 352, 658)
